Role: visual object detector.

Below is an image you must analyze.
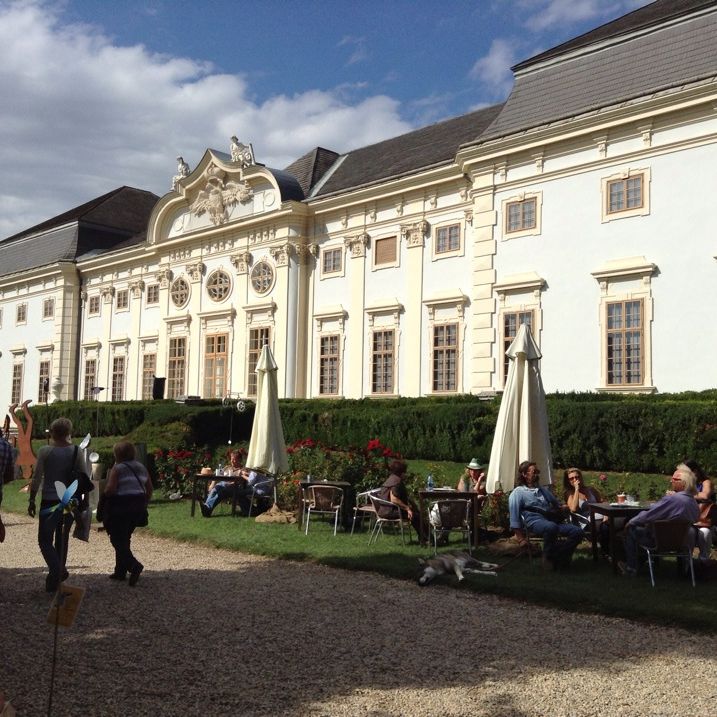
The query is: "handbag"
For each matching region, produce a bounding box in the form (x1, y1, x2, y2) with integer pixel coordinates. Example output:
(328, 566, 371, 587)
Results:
(68, 446, 94, 510)
(72, 507, 92, 541)
(695, 498, 717, 528)
(124, 462, 149, 527)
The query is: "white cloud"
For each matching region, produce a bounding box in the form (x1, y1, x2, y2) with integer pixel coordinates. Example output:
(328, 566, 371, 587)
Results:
(0, 2, 408, 237)
(469, 39, 517, 99)
(337, 35, 369, 65)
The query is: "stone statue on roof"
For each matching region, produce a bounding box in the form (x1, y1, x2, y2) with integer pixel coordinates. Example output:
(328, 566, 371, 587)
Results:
(230, 137, 255, 168)
(172, 156, 190, 190)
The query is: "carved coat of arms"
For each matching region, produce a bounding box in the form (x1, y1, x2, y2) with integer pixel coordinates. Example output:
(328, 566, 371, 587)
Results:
(190, 163, 254, 226)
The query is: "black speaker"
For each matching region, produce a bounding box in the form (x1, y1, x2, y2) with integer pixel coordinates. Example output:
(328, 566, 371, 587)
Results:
(152, 377, 166, 400)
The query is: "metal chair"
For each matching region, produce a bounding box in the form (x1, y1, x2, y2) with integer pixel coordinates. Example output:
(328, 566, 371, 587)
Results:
(368, 494, 411, 545)
(351, 489, 379, 534)
(246, 476, 277, 518)
(641, 519, 696, 588)
(428, 498, 472, 555)
(304, 484, 344, 536)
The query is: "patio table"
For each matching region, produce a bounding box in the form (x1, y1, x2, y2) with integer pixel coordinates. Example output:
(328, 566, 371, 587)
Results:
(588, 501, 650, 572)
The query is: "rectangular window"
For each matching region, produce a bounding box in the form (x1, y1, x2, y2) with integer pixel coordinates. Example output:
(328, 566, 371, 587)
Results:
(142, 353, 156, 400)
(506, 198, 537, 233)
(247, 328, 270, 397)
(432, 324, 458, 392)
(83, 359, 97, 400)
(319, 335, 340, 395)
(116, 289, 129, 310)
(38, 360, 50, 403)
(16, 303, 27, 324)
(503, 311, 534, 384)
(606, 300, 643, 385)
(322, 248, 342, 275)
(203, 334, 228, 398)
(371, 329, 394, 394)
(11, 364, 23, 404)
(146, 284, 160, 305)
(167, 337, 187, 399)
(111, 356, 125, 401)
(88, 296, 100, 315)
(607, 175, 643, 214)
(435, 224, 460, 254)
(42, 298, 55, 319)
(374, 236, 397, 266)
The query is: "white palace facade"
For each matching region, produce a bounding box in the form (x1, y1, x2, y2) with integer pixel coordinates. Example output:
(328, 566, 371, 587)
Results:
(2, 0, 717, 406)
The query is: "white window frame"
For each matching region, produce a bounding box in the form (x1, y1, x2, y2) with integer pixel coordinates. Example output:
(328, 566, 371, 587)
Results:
(365, 300, 402, 396)
(16, 303, 27, 325)
(320, 246, 344, 279)
(42, 298, 55, 320)
(88, 295, 100, 316)
(432, 222, 463, 260)
(372, 235, 400, 271)
(592, 257, 656, 393)
(115, 289, 129, 312)
(601, 167, 651, 222)
(501, 191, 542, 240)
(146, 284, 160, 305)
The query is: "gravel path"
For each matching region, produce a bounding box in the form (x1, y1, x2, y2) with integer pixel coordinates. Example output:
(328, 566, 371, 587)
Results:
(1, 513, 716, 716)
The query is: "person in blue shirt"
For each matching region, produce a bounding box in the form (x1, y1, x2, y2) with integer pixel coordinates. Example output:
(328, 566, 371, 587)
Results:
(509, 460, 584, 569)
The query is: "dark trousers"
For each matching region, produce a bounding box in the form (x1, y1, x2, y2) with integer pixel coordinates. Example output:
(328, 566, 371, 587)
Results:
(38, 506, 72, 580)
(107, 517, 142, 576)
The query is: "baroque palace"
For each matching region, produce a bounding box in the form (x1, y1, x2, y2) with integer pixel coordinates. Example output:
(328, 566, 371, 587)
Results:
(1, 0, 717, 407)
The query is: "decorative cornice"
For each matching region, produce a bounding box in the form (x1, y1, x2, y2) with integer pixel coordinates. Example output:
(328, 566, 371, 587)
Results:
(157, 266, 173, 288)
(344, 232, 369, 258)
(129, 279, 145, 298)
(248, 226, 276, 245)
(400, 220, 429, 249)
(230, 252, 252, 274)
(186, 261, 206, 282)
(269, 244, 292, 267)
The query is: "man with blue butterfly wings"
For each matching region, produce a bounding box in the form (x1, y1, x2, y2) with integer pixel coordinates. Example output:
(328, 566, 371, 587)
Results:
(28, 418, 91, 592)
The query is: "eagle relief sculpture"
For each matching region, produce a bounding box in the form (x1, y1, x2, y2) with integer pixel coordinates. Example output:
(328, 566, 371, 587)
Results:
(189, 163, 254, 226)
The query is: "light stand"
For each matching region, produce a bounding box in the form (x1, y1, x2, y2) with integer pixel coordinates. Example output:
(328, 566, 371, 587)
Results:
(92, 387, 105, 436)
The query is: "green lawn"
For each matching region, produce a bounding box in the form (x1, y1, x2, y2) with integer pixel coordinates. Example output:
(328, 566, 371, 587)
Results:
(4, 478, 716, 633)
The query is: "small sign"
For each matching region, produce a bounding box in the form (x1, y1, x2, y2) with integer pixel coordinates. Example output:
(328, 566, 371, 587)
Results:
(47, 584, 85, 628)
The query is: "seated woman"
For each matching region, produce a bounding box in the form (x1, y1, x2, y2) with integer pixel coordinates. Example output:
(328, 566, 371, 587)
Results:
(685, 458, 714, 563)
(378, 459, 428, 545)
(563, 468, 603, 526)
(563, 468, 609, 554)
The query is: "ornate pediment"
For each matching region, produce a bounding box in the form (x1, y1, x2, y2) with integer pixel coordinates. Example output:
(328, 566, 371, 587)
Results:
(230, 137, 256, 167)
(189, 163, 254, 226)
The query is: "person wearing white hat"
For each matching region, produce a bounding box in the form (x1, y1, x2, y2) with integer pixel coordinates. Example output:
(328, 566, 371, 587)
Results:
(458, 459, 487, 495)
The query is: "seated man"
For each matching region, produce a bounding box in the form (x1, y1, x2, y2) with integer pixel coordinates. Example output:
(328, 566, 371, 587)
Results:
(621, 463, 699, 576)
(508, 460, 584, 569)
(199, 450, 243, 517)
(200, 455, 273, 517)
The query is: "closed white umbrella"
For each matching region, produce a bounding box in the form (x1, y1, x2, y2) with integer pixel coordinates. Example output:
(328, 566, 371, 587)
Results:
(246, 345, 289, 475)
(486, 324, 552, 493)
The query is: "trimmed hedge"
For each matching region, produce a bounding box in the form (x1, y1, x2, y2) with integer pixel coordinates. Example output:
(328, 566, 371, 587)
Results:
(18, 391, 717, 475)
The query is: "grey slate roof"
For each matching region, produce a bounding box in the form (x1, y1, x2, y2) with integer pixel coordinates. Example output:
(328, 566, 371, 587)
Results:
(311, 104, 504, 198)
(284, 147, 340, 197)
(513, 0, 716, 71)
(480, 2, 717, 142)
(0, 186, 158, 278)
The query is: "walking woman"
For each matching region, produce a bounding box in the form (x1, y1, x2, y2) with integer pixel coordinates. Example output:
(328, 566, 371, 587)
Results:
(28, 417, 87, 592)
(103, 441, 152, 586)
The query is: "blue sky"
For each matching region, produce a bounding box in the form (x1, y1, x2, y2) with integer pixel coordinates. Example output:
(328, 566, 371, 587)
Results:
(0, 0, 650, 237)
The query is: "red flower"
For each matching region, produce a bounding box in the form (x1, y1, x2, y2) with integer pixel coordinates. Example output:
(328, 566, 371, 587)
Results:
(599, 474, 607, 482)
(366, 438, 381, 451)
